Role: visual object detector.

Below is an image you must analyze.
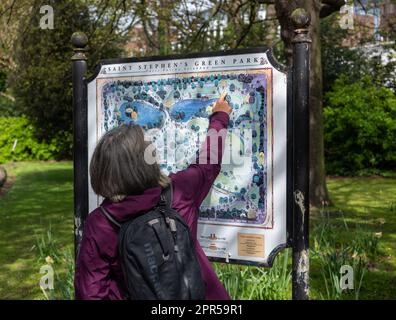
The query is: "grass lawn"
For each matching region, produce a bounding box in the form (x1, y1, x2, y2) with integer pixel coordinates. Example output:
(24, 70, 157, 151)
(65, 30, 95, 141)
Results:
(0, 161, 73, 299)
(311, 177, 396, 300)
(0, 161, 395, 299)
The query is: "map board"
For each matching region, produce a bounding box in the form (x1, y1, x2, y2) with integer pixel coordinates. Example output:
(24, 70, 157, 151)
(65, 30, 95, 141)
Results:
(87, 49, 290, 266)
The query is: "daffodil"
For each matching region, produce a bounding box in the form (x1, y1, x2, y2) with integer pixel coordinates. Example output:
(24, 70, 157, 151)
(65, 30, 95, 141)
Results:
(45, 256, 54, 265)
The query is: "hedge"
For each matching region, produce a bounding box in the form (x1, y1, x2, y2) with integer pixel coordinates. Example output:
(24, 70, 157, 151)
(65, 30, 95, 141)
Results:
(324, 76, 396, 175)
(0, 117, 60, 163)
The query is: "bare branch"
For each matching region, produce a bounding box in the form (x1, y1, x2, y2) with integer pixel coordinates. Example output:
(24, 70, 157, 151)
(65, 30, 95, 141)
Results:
(185, 0, 223, 50)
(234, 2, 257, 48)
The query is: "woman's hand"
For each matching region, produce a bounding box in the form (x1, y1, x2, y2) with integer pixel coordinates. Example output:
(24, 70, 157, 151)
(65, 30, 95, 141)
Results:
(212, 92, 232, 115)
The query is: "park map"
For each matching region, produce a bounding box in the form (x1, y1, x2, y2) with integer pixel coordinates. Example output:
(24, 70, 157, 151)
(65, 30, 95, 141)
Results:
(98, 68, 273, 228)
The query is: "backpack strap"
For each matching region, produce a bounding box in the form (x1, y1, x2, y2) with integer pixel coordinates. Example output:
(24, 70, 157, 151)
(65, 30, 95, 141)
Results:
(100, 206, 121, 228)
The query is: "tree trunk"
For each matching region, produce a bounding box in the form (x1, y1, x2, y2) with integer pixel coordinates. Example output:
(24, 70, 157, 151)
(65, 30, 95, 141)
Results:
(275, 0, 331, 207)
(264, 4, 279, 45)
(157, 0, 172, 55)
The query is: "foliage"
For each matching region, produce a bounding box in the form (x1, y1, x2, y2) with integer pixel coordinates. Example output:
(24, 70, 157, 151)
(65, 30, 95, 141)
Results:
(131, 1, 280, 55)
(321, 13, 396, 94)
(0, 69, 6, 93)
(9, 0, 127, 158)
(1, 162, 396, 299)
(214, 249, 291, 300)
(311, 216, 377, 300)
(324, 76, 396, 175)
(0, 161, 73, 299)
(0, 95, 18, 117)
(314, 177, 396, 300)
(0, 117, 60, 163)
(34, 228, 74, 300)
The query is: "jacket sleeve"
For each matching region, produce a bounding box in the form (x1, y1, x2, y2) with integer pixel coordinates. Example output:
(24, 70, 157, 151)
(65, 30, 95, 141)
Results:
(171, 111, 229, 209)
(74, 218, 112, 300)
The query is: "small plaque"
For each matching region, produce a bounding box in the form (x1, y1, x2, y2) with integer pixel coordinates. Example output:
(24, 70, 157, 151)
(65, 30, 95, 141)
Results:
(238, 233, 265, 258)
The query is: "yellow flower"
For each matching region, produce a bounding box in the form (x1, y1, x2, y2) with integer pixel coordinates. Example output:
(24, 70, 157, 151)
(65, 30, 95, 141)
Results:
(45, 256, 54, 265)
(376, 218, 386, 225)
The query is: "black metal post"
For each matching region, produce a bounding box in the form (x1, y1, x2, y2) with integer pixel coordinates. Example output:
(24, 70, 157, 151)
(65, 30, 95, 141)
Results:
(71, 32, 88, 259)
(291, 9, 311, 300)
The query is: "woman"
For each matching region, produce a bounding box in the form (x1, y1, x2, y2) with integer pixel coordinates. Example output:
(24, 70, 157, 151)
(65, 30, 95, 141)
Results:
(75, 92, 232, 300)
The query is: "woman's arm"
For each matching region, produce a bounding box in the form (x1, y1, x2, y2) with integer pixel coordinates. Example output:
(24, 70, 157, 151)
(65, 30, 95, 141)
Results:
(170, 93, 231, 210)
(74, 217, 112, 300)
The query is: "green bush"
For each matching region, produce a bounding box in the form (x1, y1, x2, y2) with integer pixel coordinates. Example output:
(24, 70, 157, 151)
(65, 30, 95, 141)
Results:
(0, 117, 60, 163)
(10, 0, 126, 158)
(0, 96, 19, 117)
(324, 77, 396, 175)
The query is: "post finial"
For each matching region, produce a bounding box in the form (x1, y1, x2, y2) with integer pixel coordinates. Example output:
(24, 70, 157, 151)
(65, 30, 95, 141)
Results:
(71, 32, 88, 61)
(291, 8, 312, 43)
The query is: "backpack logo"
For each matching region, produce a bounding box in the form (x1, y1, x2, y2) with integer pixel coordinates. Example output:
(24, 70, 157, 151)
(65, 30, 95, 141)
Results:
(144, 242, 165, 299)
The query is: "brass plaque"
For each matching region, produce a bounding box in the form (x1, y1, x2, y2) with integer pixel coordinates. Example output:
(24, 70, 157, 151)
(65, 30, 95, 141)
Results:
(238, 233, 265, 258)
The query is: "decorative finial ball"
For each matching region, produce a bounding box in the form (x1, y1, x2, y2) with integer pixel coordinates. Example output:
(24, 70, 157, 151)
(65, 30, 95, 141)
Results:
(71, 32, 88, 48)
(291, 8, 311, 29)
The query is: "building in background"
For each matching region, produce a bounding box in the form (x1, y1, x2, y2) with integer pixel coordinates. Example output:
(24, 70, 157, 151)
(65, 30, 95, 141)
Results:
(379, 0, 396, 41)
(343, 0, 396, 46)
(124, 2, 274, 57)
(340, 0, 395, 68)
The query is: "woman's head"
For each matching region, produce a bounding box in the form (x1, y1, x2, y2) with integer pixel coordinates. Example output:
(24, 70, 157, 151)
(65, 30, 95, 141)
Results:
(90, 124, 169, 202)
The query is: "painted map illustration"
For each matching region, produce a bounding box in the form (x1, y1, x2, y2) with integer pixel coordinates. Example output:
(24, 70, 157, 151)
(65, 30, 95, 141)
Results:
(98, 69, 272, 227)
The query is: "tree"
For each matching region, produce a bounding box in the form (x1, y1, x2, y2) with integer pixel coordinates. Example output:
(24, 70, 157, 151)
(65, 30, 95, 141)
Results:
(321, 4, 396, 95)
(267, 0, 345, 207)
(130, 0, 280, 55)
(0, 0, 30, 70)
(9, 0, 130, 157)
(0, 0, 31, 107)
(130, 0, 344, 206)
(324, 76, 396, 174)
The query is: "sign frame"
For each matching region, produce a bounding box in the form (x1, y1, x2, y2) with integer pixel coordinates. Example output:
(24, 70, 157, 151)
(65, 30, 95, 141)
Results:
(72, 7, 311, 299)
(83, 47, 293, 268)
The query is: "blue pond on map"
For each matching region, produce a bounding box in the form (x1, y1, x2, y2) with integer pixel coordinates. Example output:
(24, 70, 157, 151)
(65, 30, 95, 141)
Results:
(170, 99, 217, 122)
(119, 101, 165, 128)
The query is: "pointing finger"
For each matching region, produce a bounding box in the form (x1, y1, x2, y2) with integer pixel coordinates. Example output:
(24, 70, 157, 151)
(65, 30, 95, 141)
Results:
(219, 91, 227, 102)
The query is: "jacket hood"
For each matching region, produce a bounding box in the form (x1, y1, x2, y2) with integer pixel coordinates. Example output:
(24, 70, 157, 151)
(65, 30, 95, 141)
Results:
(101, 186, 162, 223)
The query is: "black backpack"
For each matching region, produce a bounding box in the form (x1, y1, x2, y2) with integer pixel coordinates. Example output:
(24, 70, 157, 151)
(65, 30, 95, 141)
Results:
(100, 185, 206, 300)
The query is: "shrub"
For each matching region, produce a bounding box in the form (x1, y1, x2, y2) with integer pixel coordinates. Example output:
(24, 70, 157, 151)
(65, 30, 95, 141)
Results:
(0, 117, 60, 163)
(10, 0, 126, 158)
(0, 96, 19, 117)
(324, 76, 396, 175)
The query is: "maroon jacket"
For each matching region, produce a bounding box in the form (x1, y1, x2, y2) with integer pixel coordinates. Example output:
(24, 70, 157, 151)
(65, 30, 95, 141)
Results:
(75, 111, 231, 300)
